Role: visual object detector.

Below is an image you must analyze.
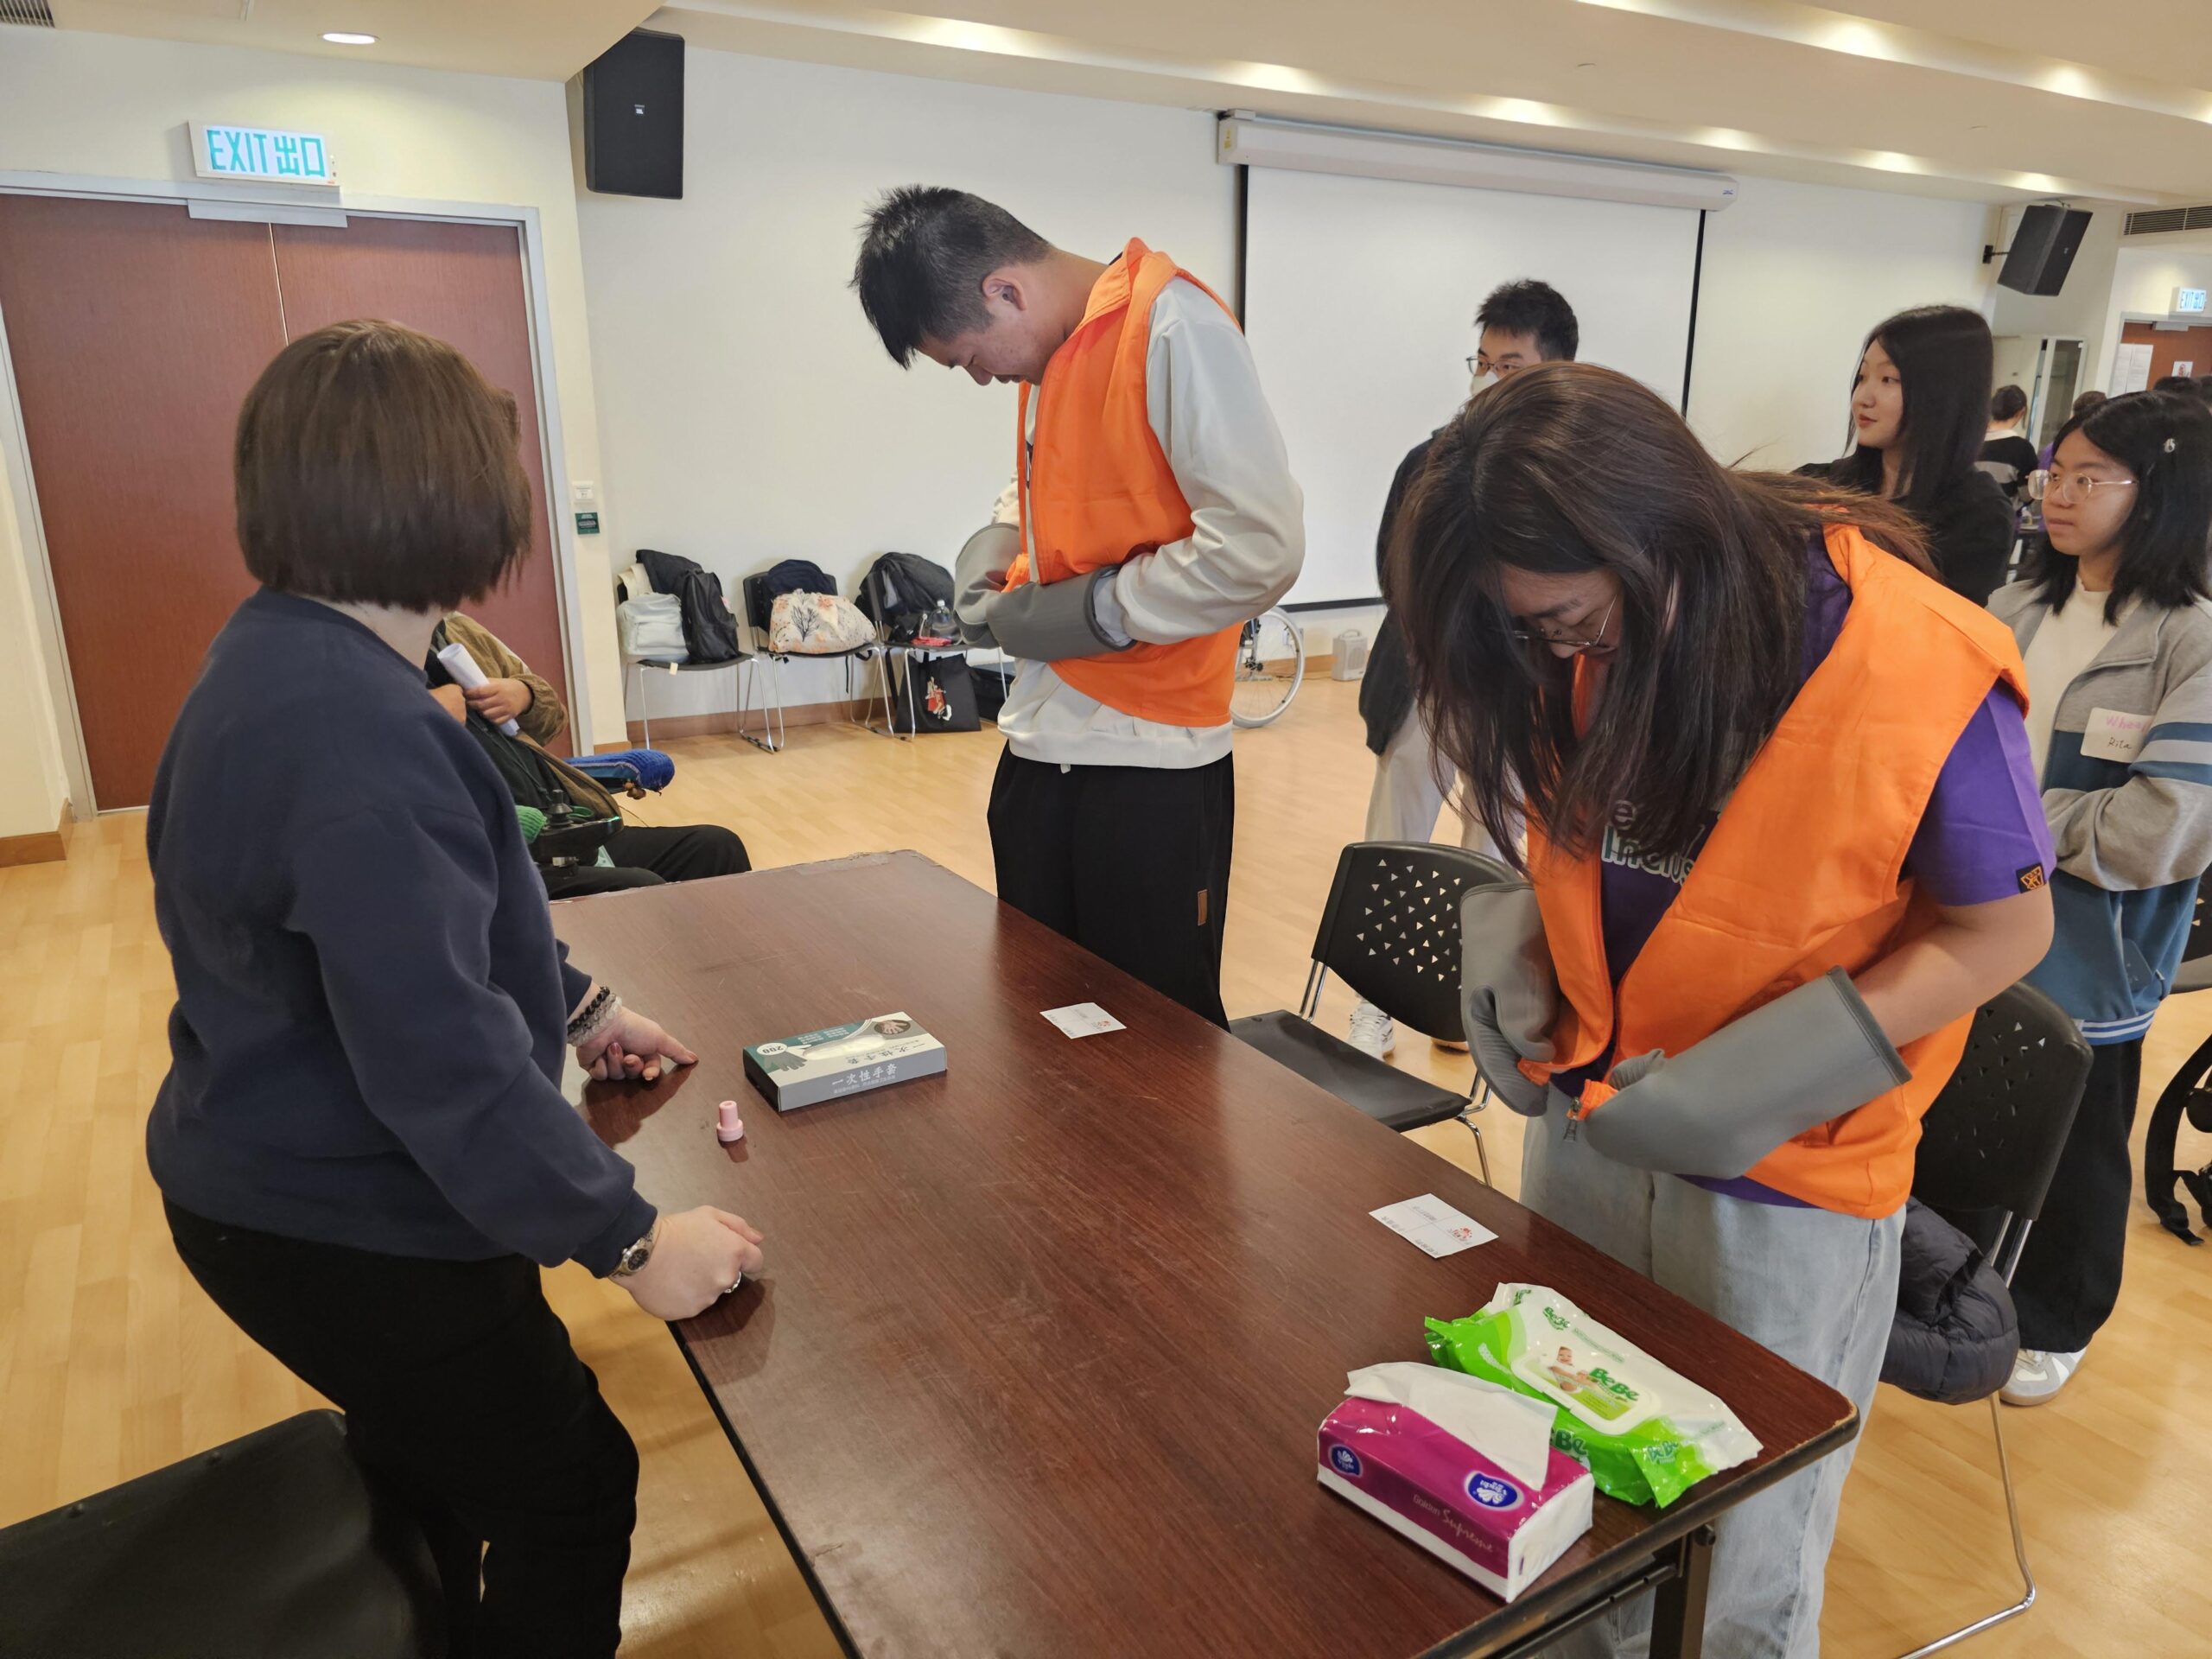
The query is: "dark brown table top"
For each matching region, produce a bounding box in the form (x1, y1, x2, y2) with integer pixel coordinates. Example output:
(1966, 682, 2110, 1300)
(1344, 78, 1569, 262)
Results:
(562, 852, 1855, 1659)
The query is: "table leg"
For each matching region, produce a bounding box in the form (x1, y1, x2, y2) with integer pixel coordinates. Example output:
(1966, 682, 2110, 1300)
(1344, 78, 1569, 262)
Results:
(1647, 1524, 1715, 1659)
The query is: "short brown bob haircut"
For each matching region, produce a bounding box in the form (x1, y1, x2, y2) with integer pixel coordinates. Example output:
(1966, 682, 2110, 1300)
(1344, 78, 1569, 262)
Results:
(235, 319, 532, 610)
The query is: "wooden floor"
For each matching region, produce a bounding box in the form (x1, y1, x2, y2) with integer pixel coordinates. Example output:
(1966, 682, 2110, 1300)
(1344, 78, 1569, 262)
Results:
(4, 675, 2209, 1656)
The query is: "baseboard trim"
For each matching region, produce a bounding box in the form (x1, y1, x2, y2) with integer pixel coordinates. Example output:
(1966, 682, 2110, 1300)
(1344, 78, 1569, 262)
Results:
(0, 800, 73, 868)
(601, 696, 874, 750)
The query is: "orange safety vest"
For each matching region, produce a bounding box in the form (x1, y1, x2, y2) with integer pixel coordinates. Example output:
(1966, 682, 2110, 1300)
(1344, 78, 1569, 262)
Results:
(1517, 523, 2031, 1218)
(1009, 238, 1240, 728)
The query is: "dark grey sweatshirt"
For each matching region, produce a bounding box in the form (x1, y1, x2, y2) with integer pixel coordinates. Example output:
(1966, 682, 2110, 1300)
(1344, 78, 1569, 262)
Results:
(146, 590, 655, 1274)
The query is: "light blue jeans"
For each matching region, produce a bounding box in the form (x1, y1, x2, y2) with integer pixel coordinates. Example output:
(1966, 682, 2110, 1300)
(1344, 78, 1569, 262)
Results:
(1521, 1100, 1904, 1659)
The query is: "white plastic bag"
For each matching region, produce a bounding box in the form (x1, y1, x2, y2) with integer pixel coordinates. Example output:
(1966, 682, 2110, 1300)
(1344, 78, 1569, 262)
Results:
(618, 594, 689, 663)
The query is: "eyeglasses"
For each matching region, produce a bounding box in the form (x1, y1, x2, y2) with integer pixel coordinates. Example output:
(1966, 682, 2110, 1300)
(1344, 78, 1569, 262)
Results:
(1466, 355, 1528, 380)
(1504, 595, 1618, 655)
(2027, 467, 2137, 505)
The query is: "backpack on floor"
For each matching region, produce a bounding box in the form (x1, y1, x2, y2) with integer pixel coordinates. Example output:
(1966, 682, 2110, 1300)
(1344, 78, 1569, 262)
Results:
(634, 549, 742, 664)
(894, 652, 980, 734)
(857, 552, 956, 644)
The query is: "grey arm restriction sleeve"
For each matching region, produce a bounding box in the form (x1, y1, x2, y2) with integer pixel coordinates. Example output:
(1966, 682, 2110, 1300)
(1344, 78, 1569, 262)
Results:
(1583, 968, 1911, 1179)
(1459, 880, 1557, 1117)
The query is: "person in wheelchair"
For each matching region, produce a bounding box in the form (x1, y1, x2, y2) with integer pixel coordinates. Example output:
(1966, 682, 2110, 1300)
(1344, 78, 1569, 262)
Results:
(426, 613, 751, 899)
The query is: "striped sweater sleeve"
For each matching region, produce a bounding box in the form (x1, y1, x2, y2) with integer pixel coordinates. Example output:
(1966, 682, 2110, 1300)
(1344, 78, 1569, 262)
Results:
(2046, 630, 2212, 892)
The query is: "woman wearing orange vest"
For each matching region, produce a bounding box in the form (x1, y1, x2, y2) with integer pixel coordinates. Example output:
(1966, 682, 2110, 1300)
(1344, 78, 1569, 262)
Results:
(853, 188, 1302, 1023)
(1395, 365, 2054, 1657)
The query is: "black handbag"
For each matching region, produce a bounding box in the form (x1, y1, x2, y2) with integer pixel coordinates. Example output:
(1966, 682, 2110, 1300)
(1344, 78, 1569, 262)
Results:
(894, 652, 980, 734)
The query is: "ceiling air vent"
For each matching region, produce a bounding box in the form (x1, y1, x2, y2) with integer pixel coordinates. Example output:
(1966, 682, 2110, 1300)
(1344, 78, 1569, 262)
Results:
(0, 1, 56, 24)
(2126, 205, 2212, 236)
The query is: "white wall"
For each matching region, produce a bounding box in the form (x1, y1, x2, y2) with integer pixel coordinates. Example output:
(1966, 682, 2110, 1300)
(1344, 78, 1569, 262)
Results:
(2096, 235, 2212, 393)
(575, 48, 1234, 715)
(1686, 175, 1988, 471)
(0, 27, 632, 823)
(0, 443, 69, 840)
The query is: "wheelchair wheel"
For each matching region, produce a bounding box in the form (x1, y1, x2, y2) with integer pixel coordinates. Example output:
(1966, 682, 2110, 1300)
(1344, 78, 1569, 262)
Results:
(1229, 608, 1305, 729)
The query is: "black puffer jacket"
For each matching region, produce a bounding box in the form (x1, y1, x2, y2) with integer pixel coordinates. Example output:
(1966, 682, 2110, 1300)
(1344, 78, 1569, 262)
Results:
(1358, 432, 1440, 755)
(1882, 1198, 2019, 1405)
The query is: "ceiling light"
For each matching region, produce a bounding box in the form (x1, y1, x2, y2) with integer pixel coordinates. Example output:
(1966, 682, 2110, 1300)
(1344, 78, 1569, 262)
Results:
(321, 32, 378, 46)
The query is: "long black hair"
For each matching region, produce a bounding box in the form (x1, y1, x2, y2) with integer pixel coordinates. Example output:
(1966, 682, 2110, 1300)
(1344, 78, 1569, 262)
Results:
(2024, 390, 2212, 623)
(1829, 305, 1993, 514)
(1391, 363, 1933, 868)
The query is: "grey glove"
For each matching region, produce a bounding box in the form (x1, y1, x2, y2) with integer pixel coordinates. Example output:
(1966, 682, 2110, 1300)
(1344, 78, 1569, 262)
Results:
(1459, 881, 1556, 1116)
(982, 568, 1129, 663)
(951, 523, 1128, 663)
(1582, 968, 1910, 1178)
(953, 523, 1020, 650)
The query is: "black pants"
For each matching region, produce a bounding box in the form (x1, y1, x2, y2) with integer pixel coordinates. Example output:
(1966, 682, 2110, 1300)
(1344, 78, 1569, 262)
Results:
(165, 1202, 639, 1659)
(541, 821, 750, 901)
(987, 749, 1234, 1027)
(2010, 1037, 2143, 1353)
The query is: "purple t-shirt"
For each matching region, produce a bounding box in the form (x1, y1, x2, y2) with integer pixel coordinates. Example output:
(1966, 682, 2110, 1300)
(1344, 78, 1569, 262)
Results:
(1567, 547, 2056, 1205)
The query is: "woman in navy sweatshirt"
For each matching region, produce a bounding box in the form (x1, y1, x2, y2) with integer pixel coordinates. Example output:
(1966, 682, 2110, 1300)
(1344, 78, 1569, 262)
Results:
(147, 319, 762, 1657)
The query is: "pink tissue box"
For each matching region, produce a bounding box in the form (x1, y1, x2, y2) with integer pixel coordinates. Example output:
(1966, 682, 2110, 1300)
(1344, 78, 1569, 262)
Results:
(1318, 1395, 1595, 1601)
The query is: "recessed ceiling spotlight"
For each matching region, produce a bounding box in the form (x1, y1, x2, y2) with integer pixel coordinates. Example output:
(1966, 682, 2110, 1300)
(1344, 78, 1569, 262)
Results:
(322, 32, 378, 46)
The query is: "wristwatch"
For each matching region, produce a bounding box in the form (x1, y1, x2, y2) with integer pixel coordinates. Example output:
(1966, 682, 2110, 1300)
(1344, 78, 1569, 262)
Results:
(610, 1219, 659, 1280)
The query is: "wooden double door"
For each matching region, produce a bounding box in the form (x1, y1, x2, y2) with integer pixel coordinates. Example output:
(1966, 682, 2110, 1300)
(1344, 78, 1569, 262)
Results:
(0, 194, 573, 810)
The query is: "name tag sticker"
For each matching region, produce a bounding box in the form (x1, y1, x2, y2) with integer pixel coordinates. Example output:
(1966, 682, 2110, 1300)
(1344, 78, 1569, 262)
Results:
(2082, 708, 2152, 763)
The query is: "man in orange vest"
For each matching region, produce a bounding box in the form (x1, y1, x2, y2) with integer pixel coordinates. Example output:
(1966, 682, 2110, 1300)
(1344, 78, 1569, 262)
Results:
(854, 188, 1303, 1023)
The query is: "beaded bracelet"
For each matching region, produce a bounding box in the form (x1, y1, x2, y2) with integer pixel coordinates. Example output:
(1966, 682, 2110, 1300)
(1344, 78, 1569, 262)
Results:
(567, 984, 621, 1048)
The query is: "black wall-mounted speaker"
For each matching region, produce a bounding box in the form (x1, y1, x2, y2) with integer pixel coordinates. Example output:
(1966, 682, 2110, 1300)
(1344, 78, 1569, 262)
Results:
(1998, 206, 2092, 296)
(582, 29, 683, 200)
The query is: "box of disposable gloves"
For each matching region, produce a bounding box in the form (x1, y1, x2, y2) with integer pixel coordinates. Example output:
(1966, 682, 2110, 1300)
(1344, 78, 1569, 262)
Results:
(1316, 1363, 1594, 1602)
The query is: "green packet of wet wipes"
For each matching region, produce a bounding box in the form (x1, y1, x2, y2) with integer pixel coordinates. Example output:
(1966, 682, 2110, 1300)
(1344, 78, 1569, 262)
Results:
(1425, 1283, 1762, 1509)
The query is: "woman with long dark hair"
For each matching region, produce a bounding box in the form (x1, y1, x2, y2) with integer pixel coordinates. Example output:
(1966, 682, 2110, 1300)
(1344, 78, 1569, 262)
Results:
(1991, 390, 2212, 1406)
(1801, 304, 2016, 604)
(1398, 363, 2054, 1656)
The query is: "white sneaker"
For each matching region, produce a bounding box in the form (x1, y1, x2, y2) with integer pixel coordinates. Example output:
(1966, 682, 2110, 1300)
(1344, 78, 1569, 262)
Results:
(1348, 1001, 1396, 1059)
(2001, 1346, 2085, 1407)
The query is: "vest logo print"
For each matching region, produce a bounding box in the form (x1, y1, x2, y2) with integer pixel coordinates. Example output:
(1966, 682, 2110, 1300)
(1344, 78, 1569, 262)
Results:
(1466, 1472, 1524, 1510)
(2017, 863, 2047, 893)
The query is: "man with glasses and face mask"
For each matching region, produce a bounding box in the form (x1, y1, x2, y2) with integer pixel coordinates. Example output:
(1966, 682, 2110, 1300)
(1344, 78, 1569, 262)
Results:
(1349, 279, 1579, 1061)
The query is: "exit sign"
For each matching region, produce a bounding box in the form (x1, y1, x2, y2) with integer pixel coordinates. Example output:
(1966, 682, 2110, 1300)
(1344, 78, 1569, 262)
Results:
(2176, 287, 2209, 316)
(191, 122, 338, 186)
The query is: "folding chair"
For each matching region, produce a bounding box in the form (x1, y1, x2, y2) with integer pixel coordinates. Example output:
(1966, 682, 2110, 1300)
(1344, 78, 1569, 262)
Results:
(740, 571, 893, 751)
(1891, 981, 2091, 1656)
(1230, 841, 1515, 1182)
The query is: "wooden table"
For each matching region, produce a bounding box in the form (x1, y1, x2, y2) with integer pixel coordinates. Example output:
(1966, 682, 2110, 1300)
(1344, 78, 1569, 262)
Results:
(561, 853, 1857, 1659)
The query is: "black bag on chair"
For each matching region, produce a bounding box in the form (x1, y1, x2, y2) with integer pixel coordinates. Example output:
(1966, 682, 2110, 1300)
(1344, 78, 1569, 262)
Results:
(895, 653, 979, 734)
(636, 549, 742, 663)
(858, 552, 955, 643)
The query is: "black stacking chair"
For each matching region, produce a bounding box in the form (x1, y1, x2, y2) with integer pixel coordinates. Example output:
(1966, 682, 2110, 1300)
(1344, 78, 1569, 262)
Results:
(1232, 842, 1515, 1182)
(1891, 982, 2091, 1658)
(0, 1410, 443, 1656)
(2143, 868, 2212, 1243)
(739, 571, 892, 751)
